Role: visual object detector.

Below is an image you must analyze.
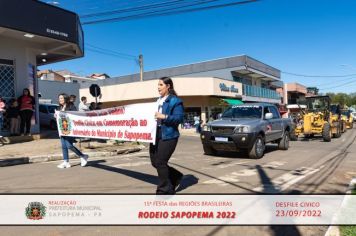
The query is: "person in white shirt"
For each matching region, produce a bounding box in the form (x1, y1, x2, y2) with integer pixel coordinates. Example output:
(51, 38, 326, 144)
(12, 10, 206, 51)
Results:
(78, 96, 89, 112)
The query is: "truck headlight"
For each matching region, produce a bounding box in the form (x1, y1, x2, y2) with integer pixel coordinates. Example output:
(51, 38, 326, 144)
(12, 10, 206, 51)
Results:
(235, 126, 249, 133)
(202, 125, 211, 132)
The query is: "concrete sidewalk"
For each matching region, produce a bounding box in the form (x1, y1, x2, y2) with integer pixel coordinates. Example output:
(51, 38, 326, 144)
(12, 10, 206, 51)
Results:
(0, 132, 145, 167)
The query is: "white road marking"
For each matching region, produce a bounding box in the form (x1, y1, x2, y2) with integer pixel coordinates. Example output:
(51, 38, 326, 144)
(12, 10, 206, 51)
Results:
(203, 176, 240, 186)
(262, 161, 286, 168)
(202, 161, 296, 187)
(202, 161, 251, 170)
(253, 166, 324, 192)
(232, 169, 257, 177)
(215, 161, 251, 169)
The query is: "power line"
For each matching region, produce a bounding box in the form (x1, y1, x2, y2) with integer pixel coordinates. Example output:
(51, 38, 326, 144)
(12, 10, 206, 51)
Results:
(86, 43, 137, 59)
(319, 79, 356, 90)
(311, 76, 356, 87)
(82, 0, 259, 25)
(81, 0, 191, 18)
(82, 0, 223, 24)
(282, 71, 356, 78)
(86, 47, 138, 63)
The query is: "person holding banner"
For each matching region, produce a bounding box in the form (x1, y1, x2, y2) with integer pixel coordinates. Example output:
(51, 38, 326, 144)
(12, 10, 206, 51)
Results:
(150, 77, 184, 194)
(56, 93, 88, 169)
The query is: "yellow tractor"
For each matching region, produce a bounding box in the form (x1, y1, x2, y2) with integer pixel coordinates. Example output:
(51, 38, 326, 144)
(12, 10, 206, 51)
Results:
(341, 109, 354, 129)
(330, 104, 347, 134)
(294, 96, 342, 141)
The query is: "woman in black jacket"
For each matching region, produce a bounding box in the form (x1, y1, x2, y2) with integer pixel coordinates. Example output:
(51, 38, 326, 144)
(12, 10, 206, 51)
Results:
(56, 93, 88, 169)
(150, 77, 184, 194)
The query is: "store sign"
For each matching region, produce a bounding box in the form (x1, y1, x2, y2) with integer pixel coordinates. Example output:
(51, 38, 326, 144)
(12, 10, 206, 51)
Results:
(219, 83, 239, 93)
(0, 0, 78, 44)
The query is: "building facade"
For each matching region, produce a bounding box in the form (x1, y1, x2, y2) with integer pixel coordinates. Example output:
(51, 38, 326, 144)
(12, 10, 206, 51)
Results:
(80, 55, 282, 124)
(0, 0, 83, 134)
(277, 82, 308, 105)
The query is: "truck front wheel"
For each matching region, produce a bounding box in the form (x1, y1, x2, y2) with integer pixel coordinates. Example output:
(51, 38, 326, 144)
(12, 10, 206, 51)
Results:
(248, 135, 265, 159)
(203, 144, 217, 156)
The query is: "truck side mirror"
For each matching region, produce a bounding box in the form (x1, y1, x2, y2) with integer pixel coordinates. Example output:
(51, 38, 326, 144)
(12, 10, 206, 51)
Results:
(265, 113, 273, 120)
(217, 113, 222, 119)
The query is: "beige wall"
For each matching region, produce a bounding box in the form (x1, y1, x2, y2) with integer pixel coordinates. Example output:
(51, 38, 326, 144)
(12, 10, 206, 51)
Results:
(286, 83, 307, 94)
(79, 77, 242, 125)
(0, 36, 39, 133)
(98, 96, 223, 126)
(80, 77, 243, 104)
(98, 96, 221, 109)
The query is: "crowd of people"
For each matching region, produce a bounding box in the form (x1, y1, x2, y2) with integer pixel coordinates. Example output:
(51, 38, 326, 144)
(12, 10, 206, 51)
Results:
(1, 77, 186, 194)
(0, 88, 35, 138)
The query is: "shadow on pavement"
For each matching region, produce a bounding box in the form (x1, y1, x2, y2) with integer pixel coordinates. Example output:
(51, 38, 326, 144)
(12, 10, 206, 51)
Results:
(172, 162, 258, 193)
(255, 165, 302, 236)
(207, 144, 280, 159)
(89, 160, 199, 193)
(89, 160, 158, 186)
(176, 174, 199, 192)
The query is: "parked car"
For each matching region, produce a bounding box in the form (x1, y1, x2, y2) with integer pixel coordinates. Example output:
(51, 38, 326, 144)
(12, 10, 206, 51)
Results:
(39, 103, 59, 130)
(201, 103, 293, 159)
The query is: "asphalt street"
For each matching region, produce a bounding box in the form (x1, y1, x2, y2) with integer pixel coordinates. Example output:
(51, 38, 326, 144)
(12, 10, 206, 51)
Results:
(1, 128, 355, 194)
(1, 127, 355, 235)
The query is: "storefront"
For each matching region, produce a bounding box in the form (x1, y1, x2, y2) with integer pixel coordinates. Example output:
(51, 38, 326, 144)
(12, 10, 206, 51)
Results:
(0, 0, 84, 134)
(81, 76, 241, 125)
(80, 55, 282, 125)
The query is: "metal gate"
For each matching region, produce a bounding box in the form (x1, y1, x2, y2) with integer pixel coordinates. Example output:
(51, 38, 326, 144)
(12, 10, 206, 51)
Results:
(0, 59, 16, 131)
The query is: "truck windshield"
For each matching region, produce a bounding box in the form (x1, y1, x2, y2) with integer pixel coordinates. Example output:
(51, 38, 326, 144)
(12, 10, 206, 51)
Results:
(306, 98, 329, 111)
(222, 106, 262, 119)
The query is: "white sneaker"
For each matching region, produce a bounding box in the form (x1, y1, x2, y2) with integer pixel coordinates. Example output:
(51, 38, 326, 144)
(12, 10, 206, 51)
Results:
(57, 161, 71, 169)
(80, 154, 89, 167)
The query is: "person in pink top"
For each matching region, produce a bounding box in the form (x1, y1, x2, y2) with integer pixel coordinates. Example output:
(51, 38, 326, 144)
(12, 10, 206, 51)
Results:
(17, 88, 35, 136)
(0, 96, 5, 138)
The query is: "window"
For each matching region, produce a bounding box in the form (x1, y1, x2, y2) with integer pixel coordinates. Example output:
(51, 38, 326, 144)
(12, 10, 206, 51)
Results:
(0, 59, 15, 100)
(269, 106, 280, 119)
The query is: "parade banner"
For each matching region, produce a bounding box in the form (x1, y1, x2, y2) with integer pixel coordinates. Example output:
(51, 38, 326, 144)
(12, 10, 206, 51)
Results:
(0, 195, 355, 225)
(56, 102, 157, 144)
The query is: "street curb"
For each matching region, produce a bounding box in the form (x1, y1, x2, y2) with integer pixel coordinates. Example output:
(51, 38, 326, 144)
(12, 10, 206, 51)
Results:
(324, 178, 356, 236)
(0, 145, 145, 167)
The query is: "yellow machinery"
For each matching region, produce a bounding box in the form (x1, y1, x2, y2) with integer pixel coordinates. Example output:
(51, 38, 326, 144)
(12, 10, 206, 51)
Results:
(341, 109, 354, 129)
(330, 104, 347, 134)
(294, 96, 342, 142)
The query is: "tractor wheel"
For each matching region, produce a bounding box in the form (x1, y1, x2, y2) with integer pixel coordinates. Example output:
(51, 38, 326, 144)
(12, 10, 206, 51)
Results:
(290, 131, 298, 141)
(322, 123, 332, 142)
(333, 123, 341, 138)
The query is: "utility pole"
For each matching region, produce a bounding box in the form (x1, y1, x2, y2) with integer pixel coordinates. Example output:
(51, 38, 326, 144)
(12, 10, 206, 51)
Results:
(139, 54, 144, 82)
